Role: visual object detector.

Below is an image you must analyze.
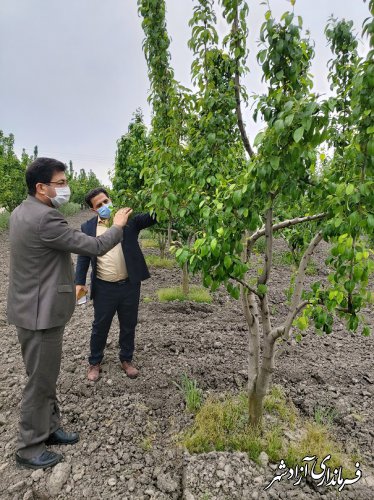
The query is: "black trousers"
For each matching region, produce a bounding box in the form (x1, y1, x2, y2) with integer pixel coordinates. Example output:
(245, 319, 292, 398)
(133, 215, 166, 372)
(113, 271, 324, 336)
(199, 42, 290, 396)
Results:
(89, 278, 141, 365)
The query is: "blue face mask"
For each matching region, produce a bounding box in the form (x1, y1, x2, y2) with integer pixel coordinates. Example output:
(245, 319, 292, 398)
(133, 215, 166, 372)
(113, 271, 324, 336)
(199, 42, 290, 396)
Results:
(97, 203, 113, 219)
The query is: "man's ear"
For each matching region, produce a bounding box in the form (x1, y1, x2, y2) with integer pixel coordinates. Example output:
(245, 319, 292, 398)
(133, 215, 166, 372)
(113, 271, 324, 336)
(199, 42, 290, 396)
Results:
(36, 182, 47, 196)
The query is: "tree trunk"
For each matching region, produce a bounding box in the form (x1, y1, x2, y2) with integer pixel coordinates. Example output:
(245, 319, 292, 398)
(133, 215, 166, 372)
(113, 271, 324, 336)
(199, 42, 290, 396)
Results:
(248, 351, 275, 427)
(158, 233, 166, 259)
(241, 272, 276, 427)
(241, 286, 263, 426)
(182, 262, 189, 296)
(167, 221, 172, 248)
(248, 385, 264, 427)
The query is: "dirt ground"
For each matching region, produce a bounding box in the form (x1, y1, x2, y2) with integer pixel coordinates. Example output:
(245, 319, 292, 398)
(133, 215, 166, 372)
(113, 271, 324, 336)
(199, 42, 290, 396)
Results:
(0, 210, 373, 499)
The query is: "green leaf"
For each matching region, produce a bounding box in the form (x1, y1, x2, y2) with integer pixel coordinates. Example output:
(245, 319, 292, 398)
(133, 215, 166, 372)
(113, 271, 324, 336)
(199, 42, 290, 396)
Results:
(204, 275, 213, 287)
(274, 119, 285, 132)
(224, 255, 232, 269)
(257, 284, 267, 295)
(233, 190, 242, 206)
(207, 133, 216, 144)
(296, 316, 308, 331)
(276, 70, 284, 80)
(257, 49, 267, 64)
(179, 250, 189, 264)
(345, 184, 355, 195)
(270, 156, 280, 169)
(362, 326, 371, 337)
(293, 127, 304, 143)
(344, 280, 355, 293)
(254, 131, 265, 147)
(285, 114, 294, 126)
(211, 238, 217, 251)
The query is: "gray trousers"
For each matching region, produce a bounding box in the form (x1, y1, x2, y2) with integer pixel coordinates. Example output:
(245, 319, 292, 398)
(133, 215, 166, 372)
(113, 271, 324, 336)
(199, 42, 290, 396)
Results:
(16, 325, 64, 459)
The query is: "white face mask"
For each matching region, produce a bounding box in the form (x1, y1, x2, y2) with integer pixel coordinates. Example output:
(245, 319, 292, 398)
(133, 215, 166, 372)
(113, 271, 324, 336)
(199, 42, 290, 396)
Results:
(48, 186, 71, 208)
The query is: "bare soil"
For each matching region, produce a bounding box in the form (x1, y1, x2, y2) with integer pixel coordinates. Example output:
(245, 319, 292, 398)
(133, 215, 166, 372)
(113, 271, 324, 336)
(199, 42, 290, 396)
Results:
(0, 210, 373, 499)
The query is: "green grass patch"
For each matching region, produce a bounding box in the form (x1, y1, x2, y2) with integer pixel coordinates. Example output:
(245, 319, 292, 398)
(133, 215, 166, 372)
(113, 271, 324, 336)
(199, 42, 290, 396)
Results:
(0, 210, 10, 230)
(141, 435, 155, 451)
(58, 202, 81, 216)
(285, 423, 355, 477)
(179, 385, 356, 475)
(273, 250, 296, 267)
(313, 405, 338, 426)
(201, 493, 211, 500)
(180, 392, 263, 460)
(173, 373, 203, 413)
(140, 229, 153, 240)
(141, 238, 159, 249)
(305, 260, 318, 275)
(142, 296, 154, 303)
(145, 255, 175, 268)
(273, 250, 318, 275)
(157, 286, 212, 303)
(253, 238, 266, 255)
(263, 384, 297, 425)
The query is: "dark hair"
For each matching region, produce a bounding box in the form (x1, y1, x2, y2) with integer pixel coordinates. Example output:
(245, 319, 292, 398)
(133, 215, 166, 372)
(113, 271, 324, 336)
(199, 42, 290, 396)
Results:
(85, 187, 109, 208)
(26, 157, 66, 195)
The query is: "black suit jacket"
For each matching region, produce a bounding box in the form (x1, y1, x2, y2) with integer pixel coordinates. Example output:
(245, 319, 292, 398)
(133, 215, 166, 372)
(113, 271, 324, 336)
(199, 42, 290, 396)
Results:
(75, 213, 156, 298)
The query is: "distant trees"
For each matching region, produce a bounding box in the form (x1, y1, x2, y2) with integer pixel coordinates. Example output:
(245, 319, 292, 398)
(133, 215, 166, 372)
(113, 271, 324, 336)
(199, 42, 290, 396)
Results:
(67, 164, 102, 207)
(111, 108, 149, 210)
(0, 131, 32, 212)
(0, 130, 103, 211)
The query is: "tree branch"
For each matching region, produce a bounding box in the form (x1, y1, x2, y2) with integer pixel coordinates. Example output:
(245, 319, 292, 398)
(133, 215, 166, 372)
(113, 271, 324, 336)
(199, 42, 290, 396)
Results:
(260, 294, 272, 337)
(282, 231, 323, 338)
(258, 206, 273, 286)
(230, 275, 260, 298)
(271, 300, 310, 342)
(248, 212, 326, 248)
(232, 8, 254, 158)
(241, 286, 260, 401)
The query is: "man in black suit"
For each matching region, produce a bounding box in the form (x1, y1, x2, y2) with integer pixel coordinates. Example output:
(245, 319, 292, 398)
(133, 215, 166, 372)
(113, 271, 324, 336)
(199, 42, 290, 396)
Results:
(75, 187, 156, 382)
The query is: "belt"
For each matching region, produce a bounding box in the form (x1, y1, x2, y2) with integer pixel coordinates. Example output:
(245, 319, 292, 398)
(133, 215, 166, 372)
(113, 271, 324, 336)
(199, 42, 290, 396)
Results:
(116, 278, 130, 285)
(97, 277, 129, 285)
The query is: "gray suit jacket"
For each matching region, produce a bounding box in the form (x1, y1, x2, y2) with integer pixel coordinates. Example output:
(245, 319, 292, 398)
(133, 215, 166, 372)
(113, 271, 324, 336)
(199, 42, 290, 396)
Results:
(7, 196, 123, 330)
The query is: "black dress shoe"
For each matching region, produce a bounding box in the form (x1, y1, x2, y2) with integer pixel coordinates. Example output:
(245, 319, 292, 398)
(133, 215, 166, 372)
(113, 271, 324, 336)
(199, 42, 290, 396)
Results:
(45, 428, 79, 446)
(15, 450, 63, 470)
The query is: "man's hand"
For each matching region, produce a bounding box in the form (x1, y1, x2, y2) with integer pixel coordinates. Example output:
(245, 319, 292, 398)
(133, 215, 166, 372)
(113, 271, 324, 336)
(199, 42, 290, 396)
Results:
(76, 285, 88, 300)
(113, 207, 133, 227)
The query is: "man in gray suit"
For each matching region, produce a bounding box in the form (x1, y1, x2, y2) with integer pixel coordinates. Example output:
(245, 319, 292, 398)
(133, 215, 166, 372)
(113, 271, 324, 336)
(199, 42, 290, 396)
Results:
(7, 157, 132, 470)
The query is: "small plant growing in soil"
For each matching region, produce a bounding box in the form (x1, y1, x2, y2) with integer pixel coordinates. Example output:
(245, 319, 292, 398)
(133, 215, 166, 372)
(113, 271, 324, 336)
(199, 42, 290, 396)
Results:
(314, 405, 338, 426)
(173, 373, 203, 413)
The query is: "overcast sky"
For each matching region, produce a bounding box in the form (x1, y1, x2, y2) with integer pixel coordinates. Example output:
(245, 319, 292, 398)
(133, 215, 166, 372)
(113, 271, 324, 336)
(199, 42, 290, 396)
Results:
(0, 0, 370, 185)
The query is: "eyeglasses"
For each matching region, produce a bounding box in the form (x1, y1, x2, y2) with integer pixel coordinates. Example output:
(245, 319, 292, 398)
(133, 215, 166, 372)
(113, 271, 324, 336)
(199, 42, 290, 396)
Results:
(45, 181, 69, 187)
